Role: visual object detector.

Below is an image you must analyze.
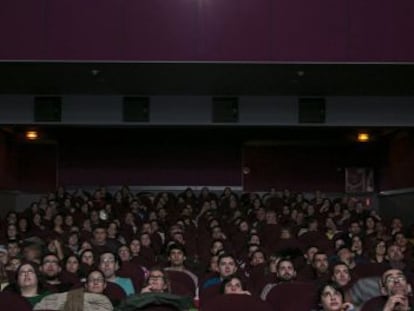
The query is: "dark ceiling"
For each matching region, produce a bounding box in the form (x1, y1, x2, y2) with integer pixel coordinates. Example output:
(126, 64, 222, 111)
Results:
(1, 62, 414, 96)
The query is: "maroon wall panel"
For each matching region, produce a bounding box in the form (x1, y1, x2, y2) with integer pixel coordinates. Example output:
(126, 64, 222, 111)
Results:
(379, 134, 414, 191)
(17, 143, 57, 192)
(243, 145, 346, 192)
(349, 0, 414, 61)
(198, 0, 271, 60)
(123, 0, 198, 60)
(0, 132, 18, 190)
(0, 0, 45, 59)
(45, 0, 124, 60)
(58, 141, 241, 187)
(270, 0, 349, 61)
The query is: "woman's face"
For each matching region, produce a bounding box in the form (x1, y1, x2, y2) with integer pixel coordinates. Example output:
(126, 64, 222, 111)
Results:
(352, 236, 362, 251)
(81, 251, 94, 266)
(17, 264, 38, 289)
(54, 215, 63, 226)
(140, 234, 151, 247)
(66, 256, 80, 273)
(85, 271, 106, 294)
(7, 224, 17, 238)
(376, 241, 387, 256)
(130, 240, 141, 254)
(320, 286, 343, 311)
(118, 246, 131, 261)
(224, 278, 243, 294)
(65, 216, 74, 227)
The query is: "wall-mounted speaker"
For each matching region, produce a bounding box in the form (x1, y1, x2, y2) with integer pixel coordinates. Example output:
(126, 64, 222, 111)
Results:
(298, 97, 326, 123)
(123, 97, 150, 122)
(212, 97, 239, 123)
(34, 97, 62, 122)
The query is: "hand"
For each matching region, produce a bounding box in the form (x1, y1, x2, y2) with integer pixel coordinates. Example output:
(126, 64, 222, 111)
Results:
(140, 285, 153, 293)
(383, 295, 409, 311)
(342, 302, 354, 311)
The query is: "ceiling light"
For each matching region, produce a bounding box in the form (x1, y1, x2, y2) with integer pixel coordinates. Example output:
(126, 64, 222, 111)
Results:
(357, 132, 370, 142)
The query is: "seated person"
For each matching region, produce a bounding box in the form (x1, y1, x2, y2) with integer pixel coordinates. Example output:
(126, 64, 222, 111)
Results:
(33, 269, 113, 311)
(99, 251, 135, 296)
(361, 268, 414, 311)
(40, 253, 72, 293)
(221, 275, 251, 295)
(315, 281, 355, 311)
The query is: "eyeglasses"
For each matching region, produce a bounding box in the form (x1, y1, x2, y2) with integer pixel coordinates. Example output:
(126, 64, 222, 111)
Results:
(100, 258, 115, 264)
(19, 270, 35, 276)
(149, 275, 164, 280)
(385, 275, 406, 284)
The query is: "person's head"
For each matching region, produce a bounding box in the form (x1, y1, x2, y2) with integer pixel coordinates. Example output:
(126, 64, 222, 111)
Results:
(85, 269, 107, 294)
(348, 221, 361, 236)
(93, 225, 107, 244)
(99, 252, 120, 280)
(168, 244, 186, 268)
(210, 239, 224, 256)
(22, 242, 42, 262)
(304, 246, 319, 264)
(381, 269, 411, 297)
(313, 252, 329, 274)
(209, 255, 219, 272)
(351, 235, 363, 252)
(107, 222, 119, 238)
(64, 254, 80, 274)
(394, 232, 408, 248)
(16, 262, 40, 293)
(250, 249, 266, 266)
(318, 281, 345, 311)
(336, 246, 355, 266)
(145, 267, 169, 293)
(40, 253, 61, 280)
(129, 238, 141, 255)
(265, 210, 277, 224)
(276, 258, 297, 282)
(7, 256, 22, 271)
(218, 254, 237, 278)
(391, 218, 403, 232)
(220, 275, 246, 294)
(248, 233, 261, 245)
(117, 245, 131, 262)
(80, 249, 95, 266)
(140, 233, 152, 247)
(386, 244, 404, 262)
(374, 239, 387, 257)
(331, 262, 351, 287)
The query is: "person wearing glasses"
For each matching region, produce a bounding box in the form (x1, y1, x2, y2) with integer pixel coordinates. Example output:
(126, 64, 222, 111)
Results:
(98, 251, 135, 296)
(33, 269, 113, 310)
(361, 268, 413, 311)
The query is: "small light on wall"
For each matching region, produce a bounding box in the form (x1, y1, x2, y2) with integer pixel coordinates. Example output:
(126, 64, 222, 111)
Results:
(25, 130, 39, 140)
(357, 132, 370, 142)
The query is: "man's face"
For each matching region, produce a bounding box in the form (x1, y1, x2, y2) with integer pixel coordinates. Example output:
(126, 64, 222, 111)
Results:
(7, 243, 20, 257)
(387, 245, 404, 262)
(251, 252, 265, 266)
(305, 247, 318, 264)
(349, 223, 361, 235)
(41, 255, 61, 279)
(93, 228, 107, 243)
(332, 264, 351, 287)
(382, 269, 410, 296)
(218, 257, 237, 278)
(277, 261, 296, 281)
(338, 248, 354, 265)
(99, 253, 118, 279)
(169, 249, 185, 267)
(313, 254, 329, 273)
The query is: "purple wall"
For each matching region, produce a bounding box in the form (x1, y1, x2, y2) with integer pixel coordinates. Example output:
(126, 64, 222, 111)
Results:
(1, 0, 413, 61)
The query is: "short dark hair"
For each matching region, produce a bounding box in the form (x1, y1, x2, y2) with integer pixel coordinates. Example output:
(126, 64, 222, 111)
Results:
(317, 281, 345, 302)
